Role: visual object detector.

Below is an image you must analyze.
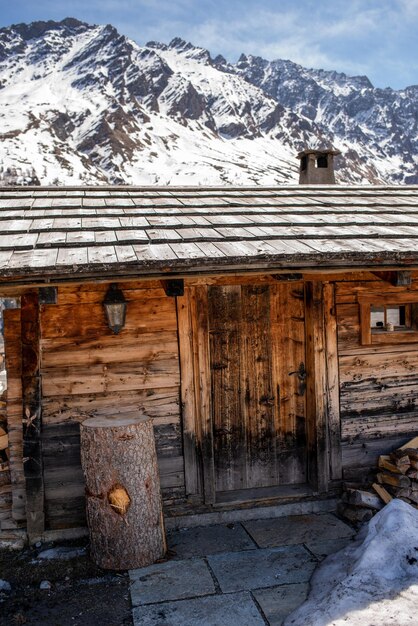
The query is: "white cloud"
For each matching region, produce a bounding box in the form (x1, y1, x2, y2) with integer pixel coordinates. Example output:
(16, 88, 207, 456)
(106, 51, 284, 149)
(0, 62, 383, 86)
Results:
(397, 0, 418, 14)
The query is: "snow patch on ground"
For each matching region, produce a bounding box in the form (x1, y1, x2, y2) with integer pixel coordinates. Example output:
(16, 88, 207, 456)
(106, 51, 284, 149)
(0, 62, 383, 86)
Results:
(285, 499, 418, 626)
(37, 547, 86, 561)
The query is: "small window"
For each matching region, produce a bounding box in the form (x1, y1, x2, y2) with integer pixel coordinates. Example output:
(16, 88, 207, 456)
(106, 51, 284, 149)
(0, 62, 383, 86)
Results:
(359, 294, 418, 345)
(300, 155, 307, 171)
(371, 305, 407, 331)
(316, 155, 328, 168)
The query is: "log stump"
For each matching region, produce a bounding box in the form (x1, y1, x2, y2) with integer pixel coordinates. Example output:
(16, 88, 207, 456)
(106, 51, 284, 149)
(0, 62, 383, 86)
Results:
(80, 414, 166, 570)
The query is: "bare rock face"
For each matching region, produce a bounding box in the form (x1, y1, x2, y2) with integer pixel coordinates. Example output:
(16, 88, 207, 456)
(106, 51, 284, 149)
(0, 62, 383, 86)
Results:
(0, 18, 417, 186)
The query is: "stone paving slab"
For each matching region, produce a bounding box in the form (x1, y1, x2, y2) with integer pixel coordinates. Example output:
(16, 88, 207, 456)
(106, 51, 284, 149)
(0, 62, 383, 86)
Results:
(167, 522, 256, 559)
(132, 592, 266, 626)
(130, 558, 215, 606)
(305, 536, 354, 560)
(207, 545, 316, 593)
(253, 583, 310, 626)
(243, 513, 354, 548)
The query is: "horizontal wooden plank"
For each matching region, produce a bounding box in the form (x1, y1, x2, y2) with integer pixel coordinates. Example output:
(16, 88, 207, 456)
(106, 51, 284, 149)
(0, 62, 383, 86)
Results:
(342, 435, 414, 469)
(339, 352, 418, 383)
(339, 341, 418, 356)
(158, 456, 185, 488)
(41, 298, 177, 338)
(340, 376, 418, 417)
(335, 279, 418, 296)
(358, 291, 418, 305)
(56, 283, 166, 305)
(42, 388, 180, 424)
(42, 422, 80, 439)
(342, 412, 418, 441)
(41, 331, 178, 367)
(154, 423, 183, 458)
(42, 359, 180, 396)
(45, 496, 86, 529)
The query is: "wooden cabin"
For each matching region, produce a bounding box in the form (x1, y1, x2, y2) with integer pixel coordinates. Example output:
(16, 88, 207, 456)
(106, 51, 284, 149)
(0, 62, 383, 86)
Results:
(1, 184, 418, 543)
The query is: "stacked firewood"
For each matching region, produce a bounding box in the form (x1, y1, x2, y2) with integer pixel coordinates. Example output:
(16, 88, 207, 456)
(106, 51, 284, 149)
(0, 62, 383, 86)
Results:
(339, 436, 418, 525)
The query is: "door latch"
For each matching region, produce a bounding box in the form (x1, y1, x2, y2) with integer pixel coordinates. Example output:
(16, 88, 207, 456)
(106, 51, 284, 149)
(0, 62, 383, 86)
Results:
(288, 362, 307, 396)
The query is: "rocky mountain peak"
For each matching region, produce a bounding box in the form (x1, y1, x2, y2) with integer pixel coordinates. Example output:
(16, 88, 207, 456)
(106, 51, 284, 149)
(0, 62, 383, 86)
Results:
(2, 17, 91, 40)
(0, 19, 417, 186)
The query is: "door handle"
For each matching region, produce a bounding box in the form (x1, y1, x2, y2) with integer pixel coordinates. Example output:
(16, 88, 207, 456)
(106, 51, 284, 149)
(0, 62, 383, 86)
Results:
(288, 362, 306, 396)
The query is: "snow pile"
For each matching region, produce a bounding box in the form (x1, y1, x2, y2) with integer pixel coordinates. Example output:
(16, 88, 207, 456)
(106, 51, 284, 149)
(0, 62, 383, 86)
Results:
(285, 499, 418, 626)
(37, 546, 86, 560)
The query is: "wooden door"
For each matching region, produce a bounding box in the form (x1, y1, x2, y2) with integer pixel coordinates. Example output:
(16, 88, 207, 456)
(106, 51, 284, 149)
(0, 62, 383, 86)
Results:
(207, 282, 307, 500)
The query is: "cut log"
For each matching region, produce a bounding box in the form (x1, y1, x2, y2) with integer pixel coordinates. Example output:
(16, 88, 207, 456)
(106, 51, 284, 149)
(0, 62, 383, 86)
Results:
(338, 504, 373, 524)
(345, 488, 383, 510)
(406, 469, 418, 479)
(399, 436, 418, 451)
(409, 458, 418, 470)
(389, 451, 411, 473)
(402, 448, 418, 462)
(372, 483, 393, 504)
(378, 455, 403, 475)
(395, 489, 418, 505)
(376, 471, 411, 489)
(0, 434, 8, 451)
(80, 414, 166, 570)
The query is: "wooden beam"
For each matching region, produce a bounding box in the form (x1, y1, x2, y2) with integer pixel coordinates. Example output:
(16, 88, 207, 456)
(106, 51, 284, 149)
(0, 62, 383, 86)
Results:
(3, 308, 26, 525)
(323, 283, 342, 480)
(371, 270, 412, 286)
(21, 292, 45, 542)
(160, 280, 184, 297)
(177, 287, 201, 498)
(272, 273, 303, 281)
(359, 302, 372, 345)
(358, 291, 418, 305)
(2, 265, 418, 293)
(190, 286, 214, 504)
(304, 281, 329, 493)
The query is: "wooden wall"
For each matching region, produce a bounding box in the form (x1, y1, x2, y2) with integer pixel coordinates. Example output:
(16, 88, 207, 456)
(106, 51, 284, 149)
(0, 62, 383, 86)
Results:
(39, 281, 183, 530)
(4, 270, 418, 534)
(335, 273, 418, 482)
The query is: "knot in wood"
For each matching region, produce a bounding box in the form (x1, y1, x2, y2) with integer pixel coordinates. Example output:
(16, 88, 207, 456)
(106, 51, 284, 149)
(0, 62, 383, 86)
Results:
(108, 484, 131, 516)
(117, 434, 135, 441)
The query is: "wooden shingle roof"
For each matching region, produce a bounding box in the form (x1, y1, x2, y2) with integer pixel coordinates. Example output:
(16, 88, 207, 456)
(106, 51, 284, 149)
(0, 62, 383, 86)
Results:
(1, 185, 418, 284)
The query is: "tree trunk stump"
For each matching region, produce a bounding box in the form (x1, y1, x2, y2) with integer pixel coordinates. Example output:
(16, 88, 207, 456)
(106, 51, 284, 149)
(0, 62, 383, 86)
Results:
(80, 414, 166, 570)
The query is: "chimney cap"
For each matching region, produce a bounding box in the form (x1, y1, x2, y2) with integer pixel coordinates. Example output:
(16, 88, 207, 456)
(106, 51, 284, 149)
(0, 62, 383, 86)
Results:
(297, 148, 341, 160)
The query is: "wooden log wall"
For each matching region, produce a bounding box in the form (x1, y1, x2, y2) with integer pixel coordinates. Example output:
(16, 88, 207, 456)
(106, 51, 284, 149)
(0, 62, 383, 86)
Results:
(39, 281, 183, 530)
(0, 381, 12, 530)
(336, 272, 418, 482)
(21, 292, 44, 542)
(3, 307, 26, 526)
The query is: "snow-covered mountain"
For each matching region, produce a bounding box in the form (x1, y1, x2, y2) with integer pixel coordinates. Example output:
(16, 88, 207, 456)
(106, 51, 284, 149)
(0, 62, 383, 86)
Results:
(0, 18, 417, 186)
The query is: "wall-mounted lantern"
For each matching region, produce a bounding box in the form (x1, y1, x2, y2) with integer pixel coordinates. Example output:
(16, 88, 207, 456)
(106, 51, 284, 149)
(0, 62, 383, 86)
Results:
(103, 284, 127, 334)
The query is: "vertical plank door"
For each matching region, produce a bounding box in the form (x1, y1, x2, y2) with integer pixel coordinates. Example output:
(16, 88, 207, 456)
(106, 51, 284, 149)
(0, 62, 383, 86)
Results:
(207, 282, 307, 499)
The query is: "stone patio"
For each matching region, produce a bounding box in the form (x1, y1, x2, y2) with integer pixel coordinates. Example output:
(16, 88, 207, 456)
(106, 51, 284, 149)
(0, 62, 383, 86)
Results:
(130, 511, 355, 625)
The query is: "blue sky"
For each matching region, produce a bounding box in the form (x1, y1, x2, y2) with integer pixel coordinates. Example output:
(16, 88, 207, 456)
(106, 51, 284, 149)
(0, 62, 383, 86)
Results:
(1, 0, 418, 89)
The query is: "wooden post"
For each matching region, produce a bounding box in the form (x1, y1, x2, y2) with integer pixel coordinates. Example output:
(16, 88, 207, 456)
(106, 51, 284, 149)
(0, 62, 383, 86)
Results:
(21, 292, 45, 542)
(3, 307, 26, 526)
(177, 287, 201, 498)
(80, 414, 166, 570)
(190, 286, 214, 504)
(323, 283, 342, 481)
(305, 281, 329, 493)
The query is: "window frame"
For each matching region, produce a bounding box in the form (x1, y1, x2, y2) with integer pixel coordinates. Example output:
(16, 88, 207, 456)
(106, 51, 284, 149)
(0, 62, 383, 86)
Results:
(358, 292, 418, 346)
